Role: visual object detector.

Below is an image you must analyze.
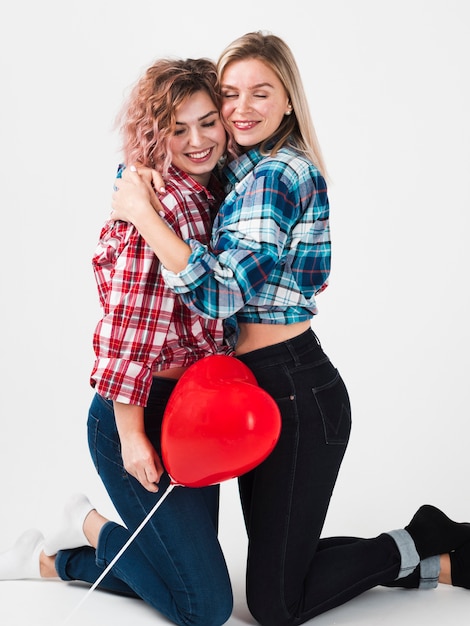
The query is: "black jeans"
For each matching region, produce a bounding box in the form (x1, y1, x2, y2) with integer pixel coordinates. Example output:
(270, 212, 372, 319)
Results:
(237, 329, 401, 626)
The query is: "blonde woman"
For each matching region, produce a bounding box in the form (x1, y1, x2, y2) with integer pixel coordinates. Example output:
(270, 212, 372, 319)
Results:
(110, 32, 470, 625)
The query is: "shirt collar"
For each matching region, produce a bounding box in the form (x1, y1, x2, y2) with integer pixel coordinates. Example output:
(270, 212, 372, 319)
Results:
(166, 164, 222, 204)
(223, 141, 295, 187)
(223, 148, 265, 186)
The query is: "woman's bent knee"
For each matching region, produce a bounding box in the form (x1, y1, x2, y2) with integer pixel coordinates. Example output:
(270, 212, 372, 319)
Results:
(183, 592, 233, 626)
(247, 597, 291, 626)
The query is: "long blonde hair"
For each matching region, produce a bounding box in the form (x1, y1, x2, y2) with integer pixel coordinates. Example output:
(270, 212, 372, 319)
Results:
(217, 31, 327, 178)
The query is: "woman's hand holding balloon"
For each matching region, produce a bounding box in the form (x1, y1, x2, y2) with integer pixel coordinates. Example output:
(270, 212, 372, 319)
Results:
(120, 430, 164, 493)
(114, 401, 164, 492)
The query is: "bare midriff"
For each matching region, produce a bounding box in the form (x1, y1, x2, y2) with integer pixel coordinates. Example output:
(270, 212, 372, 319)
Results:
(235, 320, 311, 355)
(153, 366, 189, 380)
(151, 321, 311, 376)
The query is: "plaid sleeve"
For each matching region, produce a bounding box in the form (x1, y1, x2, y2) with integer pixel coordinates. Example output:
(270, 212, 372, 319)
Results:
(162, 171, 298, 319)
(91, 222, 173, 406)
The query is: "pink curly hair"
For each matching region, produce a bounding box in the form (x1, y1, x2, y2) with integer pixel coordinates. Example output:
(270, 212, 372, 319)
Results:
(115, 58, 224, 179)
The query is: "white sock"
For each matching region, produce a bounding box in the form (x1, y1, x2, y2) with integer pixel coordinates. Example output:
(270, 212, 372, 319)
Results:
(0, 529, 44, 580)
(43, 493, 94, 556)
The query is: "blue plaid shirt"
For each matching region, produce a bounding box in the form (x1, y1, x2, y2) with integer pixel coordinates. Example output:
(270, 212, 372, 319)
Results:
(162, 146, 331, 336)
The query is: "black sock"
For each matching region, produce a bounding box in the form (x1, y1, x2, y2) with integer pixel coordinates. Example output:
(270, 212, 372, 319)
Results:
(405, 505, 470, 560)
(450, 543, 470, 589)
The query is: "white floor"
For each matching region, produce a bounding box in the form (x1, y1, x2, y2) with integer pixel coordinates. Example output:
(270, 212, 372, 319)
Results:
(1, 479, 469, 626)
(0, 563, 468, 626)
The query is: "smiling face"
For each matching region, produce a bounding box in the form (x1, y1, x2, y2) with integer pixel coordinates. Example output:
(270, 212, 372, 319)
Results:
(220, 58, 291, 150)
(168, 90, 226, 186)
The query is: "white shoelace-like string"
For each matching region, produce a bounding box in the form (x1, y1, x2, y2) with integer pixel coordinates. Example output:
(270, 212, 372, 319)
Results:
(59, 482, 178, 625)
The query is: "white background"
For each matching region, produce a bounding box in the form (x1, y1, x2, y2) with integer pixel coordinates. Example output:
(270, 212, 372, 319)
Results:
(1, 1, 469, 624)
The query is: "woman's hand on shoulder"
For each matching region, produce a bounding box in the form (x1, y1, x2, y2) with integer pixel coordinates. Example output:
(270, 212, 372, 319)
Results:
(111, 164, 165, 225)
(133, 164, 166, 194)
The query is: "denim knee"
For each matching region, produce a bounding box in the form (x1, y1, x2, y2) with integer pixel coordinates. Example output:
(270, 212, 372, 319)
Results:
(194, 594, 233, 626)
(175, 585, 232, 626)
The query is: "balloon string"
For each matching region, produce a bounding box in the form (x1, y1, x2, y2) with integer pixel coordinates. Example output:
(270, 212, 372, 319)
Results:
(59, 481, 178, 625)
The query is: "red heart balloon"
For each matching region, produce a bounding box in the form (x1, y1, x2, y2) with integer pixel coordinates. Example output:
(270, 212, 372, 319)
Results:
(161, 355, 281, 487)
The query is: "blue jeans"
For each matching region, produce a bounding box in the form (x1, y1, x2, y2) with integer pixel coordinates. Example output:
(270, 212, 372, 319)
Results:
(236, 329, 406, 626)
(55, 378, 233, 626)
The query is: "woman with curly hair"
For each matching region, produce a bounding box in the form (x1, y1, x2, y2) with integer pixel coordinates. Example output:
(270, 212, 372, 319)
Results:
(0, 57, 233, 626)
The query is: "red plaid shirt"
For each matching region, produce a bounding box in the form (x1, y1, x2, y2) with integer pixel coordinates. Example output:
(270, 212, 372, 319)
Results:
(90, 166, 229, 406)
